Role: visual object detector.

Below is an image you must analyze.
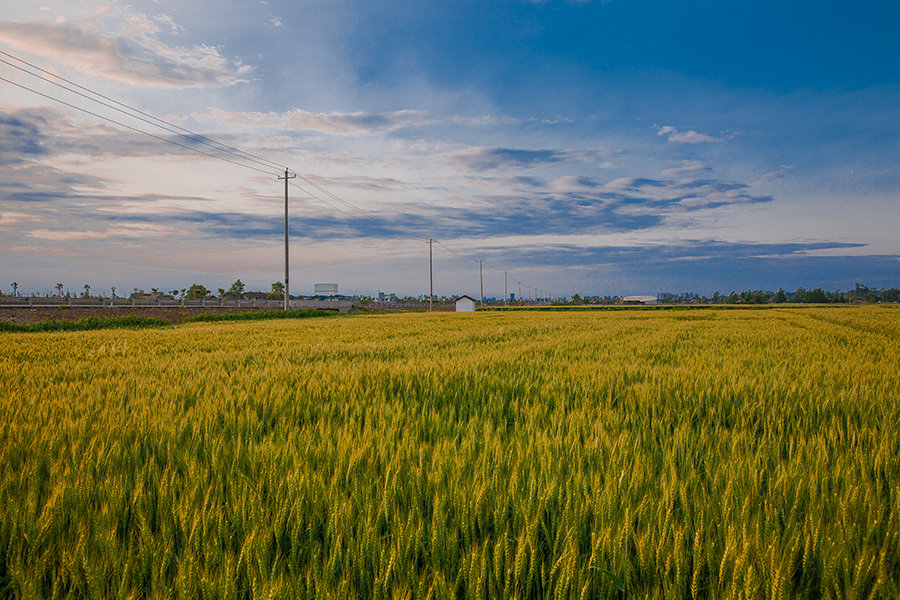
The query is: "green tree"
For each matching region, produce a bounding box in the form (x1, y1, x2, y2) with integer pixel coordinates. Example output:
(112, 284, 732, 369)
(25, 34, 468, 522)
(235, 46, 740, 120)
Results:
(267, 281, 285, 300)
(570, 293, 582, 305)
(83, 284, 91, 298)
(774, 288, 787, 303)
(805, 288, 829, 303)
(185, 284, 210, 300)
(55, 283, 64, 297)
(228, 279, 245, 298)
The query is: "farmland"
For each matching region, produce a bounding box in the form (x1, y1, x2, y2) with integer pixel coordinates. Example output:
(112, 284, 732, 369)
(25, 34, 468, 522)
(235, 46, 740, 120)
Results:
(1, 307, 898, 598)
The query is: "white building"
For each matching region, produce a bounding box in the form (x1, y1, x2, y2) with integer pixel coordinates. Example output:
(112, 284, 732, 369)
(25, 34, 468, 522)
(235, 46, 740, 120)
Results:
(622, 295, 658, 305)
(454, 295, 477, 312)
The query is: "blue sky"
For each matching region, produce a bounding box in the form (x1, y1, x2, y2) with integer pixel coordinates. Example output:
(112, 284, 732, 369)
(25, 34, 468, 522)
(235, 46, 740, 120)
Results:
(1, 0, 897, 298)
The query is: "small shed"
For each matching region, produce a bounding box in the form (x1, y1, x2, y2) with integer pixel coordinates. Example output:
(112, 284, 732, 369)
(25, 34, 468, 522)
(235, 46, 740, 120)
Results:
(454, 295, 477, 312)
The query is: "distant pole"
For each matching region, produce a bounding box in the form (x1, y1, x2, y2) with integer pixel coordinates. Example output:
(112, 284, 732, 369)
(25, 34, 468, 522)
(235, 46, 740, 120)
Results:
(428, 238, 433, 311)
(479, 259, 484, 308)
(279, 169, 296, 310)
(504, 271, 507, 306)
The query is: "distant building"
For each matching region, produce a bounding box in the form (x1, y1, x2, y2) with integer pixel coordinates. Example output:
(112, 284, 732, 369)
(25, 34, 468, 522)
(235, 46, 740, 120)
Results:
(145, 291, 174, 301)
(314, 283, 339, 297)
(244, 291, 267, 300)
(622, 295, 658, 305)
(454, 295, 477, 312)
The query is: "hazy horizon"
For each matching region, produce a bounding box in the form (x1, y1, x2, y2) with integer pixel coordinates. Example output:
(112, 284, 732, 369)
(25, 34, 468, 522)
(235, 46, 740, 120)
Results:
(2, 1, 898, 298)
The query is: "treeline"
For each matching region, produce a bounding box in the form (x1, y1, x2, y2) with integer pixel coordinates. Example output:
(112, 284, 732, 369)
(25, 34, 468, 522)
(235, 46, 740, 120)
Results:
(567, 284, 900, 306)
(705, 283, 900, 305)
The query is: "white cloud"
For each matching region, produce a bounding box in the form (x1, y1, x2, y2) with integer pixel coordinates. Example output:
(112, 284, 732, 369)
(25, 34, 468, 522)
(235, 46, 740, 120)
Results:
(0, 10, 250, 87)
(0, 211, 38, 227)
(268, 17, 283, 28)
(192, 107, 439, 135)
(657, 125, 730, 144)
(661, 160, 708, 177)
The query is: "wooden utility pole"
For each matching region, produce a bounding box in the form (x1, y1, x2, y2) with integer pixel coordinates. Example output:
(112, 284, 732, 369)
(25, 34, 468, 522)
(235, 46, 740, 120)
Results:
(428, 238, 433, 311)
(279, 169, 296, 310)
(504, 271, 507, 306)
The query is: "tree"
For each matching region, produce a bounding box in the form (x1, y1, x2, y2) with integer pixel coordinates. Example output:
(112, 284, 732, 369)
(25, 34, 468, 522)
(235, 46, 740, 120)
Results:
(570, 293, 582, 305)
(774, 288, 787, 303)
(130, 289, 146, 299)
(218, 288, 226, 298)
(267, 281, 285, 300)
(10, 282, 17, 297)
(805, 288, 828, 303)
(55, 283, 64, 297)
(186, 284, 210, 300)
(83, 284, 91, 298)
(228, 279, 245, 298)
(111, 286, 117, 298)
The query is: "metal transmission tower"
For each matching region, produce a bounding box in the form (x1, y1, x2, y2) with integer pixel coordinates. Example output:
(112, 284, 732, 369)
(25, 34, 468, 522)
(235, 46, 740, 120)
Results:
(279, 169, 296, 310)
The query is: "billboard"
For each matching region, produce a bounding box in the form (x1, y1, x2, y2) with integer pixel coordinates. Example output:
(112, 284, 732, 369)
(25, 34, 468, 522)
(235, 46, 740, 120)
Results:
(314, 283, 339, 296)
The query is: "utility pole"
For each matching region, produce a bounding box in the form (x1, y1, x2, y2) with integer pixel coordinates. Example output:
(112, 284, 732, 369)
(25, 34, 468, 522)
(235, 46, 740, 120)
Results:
(479, 259, 484, 308)
(504, 271, 507, 306)
(428, 238, 433, 311)
(279, 169, 296, 310)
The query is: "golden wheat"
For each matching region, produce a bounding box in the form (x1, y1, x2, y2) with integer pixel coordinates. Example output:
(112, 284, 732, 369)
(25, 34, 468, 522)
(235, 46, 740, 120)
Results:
(0, 306, 897, 598)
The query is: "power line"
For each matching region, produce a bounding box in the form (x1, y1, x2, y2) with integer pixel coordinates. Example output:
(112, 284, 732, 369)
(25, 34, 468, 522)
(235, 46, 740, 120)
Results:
(0, 50, 287, 174)
(296, 175, 428, 241)
(0, 75, 278, 176)
(0, 54, 555, 299)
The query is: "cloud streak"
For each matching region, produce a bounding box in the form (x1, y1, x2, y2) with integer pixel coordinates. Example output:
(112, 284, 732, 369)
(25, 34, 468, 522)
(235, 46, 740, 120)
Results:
(657, 125, 732, 143)
(0, 13, 249, 87)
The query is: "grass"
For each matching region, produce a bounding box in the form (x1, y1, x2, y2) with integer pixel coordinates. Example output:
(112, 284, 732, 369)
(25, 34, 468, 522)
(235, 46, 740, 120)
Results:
(182, 308, 340, 323)
(0, 315, 169, 333)
(0, 307, 897, 598)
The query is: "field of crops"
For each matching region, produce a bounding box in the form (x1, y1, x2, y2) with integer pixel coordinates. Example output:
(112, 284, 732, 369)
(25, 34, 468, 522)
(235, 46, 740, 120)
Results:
(1, 306, 898, 599)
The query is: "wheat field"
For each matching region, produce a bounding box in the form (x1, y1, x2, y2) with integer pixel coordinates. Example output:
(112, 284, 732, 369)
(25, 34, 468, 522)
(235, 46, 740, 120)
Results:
(1, 307, 897, 598)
